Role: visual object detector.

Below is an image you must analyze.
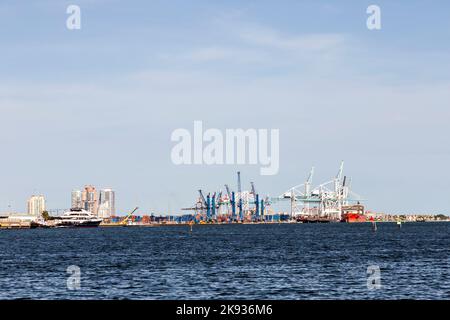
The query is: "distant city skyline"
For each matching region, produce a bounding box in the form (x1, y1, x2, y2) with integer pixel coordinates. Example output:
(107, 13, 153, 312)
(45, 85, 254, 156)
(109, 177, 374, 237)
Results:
(1, 1, 450, 214)
(70, 185, 116, 217)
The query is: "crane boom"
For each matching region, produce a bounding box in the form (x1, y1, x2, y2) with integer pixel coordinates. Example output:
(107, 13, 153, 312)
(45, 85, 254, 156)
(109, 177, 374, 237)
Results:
(237, 171, 242, 194)
(336, 161, 344, 182)
(225, 184, 231, 198)
(307, 167, 315, 184)
(305, 166, 314, 196)
(120, 207, 139, 225)
(198, 190, 207, 206)
(237, 171, 243, 220)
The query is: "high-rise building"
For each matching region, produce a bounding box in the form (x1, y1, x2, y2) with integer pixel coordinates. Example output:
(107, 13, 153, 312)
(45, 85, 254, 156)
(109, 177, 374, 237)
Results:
(82, 185, 98, 215)
(71, 190, 82, 209)
(98, 188, 116, 218)
(27, 195, 46, 217)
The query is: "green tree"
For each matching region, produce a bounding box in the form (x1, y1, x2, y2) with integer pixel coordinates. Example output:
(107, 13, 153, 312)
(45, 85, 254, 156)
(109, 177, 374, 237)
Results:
(42, 211, 50, 221)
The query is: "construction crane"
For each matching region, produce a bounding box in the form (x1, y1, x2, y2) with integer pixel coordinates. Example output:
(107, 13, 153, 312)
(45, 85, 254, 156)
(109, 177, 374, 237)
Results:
(119, 207, 139, 225)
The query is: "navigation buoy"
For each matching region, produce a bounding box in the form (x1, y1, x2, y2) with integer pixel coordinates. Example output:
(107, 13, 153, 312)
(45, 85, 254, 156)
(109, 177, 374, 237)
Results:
(369, 217, 377, 232)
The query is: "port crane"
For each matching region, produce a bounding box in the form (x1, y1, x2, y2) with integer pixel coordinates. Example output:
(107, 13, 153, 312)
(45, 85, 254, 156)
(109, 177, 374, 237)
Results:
(119, 207, 139, 225)
(214, 191, 224, 217)
(181, 189, 226, 222)
(250, 182, 256, 196)
(224, 184, 236, 220)
(198, 190, 207, 210)
(182, 172, 268, 223)
(237, 171, 243, 221)
(250, 182, 261, 220)
(279, 161, 364, 220)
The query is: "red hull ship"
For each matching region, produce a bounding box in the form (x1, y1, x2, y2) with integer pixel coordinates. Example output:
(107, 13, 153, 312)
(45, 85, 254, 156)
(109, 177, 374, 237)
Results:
(341, 204, 366, 223)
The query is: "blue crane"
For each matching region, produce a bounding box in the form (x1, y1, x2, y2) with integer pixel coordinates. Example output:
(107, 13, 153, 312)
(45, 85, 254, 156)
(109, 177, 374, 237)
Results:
(237, 171, 243, 221)
(251, 182, 260, 221)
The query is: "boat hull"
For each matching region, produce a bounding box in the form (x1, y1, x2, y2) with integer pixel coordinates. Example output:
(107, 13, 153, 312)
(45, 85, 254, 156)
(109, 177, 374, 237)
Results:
(55, 220, 102, 228)
(341, 213, 367, 223)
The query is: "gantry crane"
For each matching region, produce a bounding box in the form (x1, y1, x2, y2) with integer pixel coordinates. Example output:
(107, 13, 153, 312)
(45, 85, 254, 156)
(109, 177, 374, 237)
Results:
(280, 161, 364, 220)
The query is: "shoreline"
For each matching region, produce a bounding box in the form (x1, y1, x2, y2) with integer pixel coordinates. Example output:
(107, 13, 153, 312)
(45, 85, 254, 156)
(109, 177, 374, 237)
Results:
(1, 220, 449, 230)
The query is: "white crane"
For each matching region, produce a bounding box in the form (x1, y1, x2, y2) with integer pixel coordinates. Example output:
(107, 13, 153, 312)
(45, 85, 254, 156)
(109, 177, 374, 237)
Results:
(280, 162, 364, 220)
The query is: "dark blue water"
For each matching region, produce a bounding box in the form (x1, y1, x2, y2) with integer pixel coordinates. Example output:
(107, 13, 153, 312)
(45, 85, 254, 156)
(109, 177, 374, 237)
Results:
(0, 223, 449, 300)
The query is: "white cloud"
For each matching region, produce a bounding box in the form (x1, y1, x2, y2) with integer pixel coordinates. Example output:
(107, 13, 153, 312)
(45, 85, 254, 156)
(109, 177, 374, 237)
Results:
(156, 23, 349, 74)
(238, 26, 346, 52)
(185, 46, 269, 63)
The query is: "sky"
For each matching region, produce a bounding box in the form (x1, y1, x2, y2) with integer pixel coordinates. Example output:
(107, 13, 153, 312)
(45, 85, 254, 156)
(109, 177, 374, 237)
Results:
(1, 0, 450, 215)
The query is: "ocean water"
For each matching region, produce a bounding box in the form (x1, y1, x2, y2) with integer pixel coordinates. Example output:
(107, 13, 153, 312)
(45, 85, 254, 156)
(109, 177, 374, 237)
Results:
(0, 223, 449, 300)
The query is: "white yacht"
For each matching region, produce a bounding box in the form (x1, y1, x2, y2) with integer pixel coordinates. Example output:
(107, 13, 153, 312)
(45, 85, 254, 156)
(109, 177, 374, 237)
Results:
(55, 208, 103, 228)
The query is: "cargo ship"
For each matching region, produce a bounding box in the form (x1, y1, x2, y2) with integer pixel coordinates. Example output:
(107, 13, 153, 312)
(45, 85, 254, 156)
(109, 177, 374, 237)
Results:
(341, 204, 366, 223)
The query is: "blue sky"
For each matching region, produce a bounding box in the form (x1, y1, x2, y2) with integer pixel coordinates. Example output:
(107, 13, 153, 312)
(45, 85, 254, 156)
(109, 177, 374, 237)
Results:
(1, 1, 450, 214)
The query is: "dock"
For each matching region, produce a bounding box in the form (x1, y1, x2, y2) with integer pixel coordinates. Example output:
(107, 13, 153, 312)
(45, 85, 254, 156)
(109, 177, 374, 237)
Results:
(0, 219, 33, 229)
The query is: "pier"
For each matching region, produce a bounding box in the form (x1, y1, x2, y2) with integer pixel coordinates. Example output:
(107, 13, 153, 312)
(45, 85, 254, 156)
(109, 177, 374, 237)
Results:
(0, 219, 33, 229)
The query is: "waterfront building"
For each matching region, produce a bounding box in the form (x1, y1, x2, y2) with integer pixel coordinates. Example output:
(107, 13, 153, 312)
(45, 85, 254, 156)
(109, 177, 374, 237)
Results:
(82, 185, 98, 215)
(98, 188, 116, 219)
(27, 195, 46, 217)
(71, 190, 82, 209)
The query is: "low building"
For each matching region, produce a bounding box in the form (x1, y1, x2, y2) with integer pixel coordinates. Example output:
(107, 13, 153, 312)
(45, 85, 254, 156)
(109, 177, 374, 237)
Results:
(0, 213, 38, 228)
